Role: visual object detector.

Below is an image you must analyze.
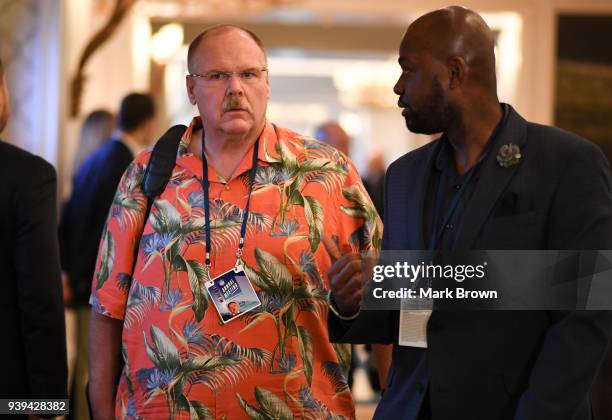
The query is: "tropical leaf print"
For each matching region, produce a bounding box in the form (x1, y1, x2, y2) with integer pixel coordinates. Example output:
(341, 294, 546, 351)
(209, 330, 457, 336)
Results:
(237, 386, 295, 420)
(139, 326, 269, 419)
(260, 135, 347, 239)
(241, 249, 327, 382)
(332, 343, 352, 375)
(340, 184, 383, 251)
(296, 326, 313, 386)
(298, 386, 348, 420)
(172, 256, 208, 322)
(111, 162, 147, 230)
(302, 195, 324, 252)
(188, 400, 214, 420)
(125, 282, 161, 328)
(321, 361, 350, 397)
(184, 192, 272, 252)
(95, 229, 115, 289)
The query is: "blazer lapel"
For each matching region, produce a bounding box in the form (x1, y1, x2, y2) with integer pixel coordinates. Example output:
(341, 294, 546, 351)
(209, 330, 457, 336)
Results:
(453, 105, 529, 250)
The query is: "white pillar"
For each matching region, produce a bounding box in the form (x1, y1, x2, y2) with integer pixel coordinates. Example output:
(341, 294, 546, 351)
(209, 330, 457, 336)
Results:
(0, 0, 61, 166)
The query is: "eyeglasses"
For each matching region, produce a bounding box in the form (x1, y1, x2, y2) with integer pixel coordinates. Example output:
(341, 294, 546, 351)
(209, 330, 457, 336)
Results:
(189, 68, 268, 86)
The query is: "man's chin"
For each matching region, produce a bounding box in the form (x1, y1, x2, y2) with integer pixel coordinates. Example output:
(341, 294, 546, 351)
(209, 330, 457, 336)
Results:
(405, 118, 439, 136)
(220, 119, 253, 136)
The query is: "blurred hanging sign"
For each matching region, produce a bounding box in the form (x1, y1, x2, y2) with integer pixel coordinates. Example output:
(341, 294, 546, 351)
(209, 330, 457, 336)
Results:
(150, 23, 184, 64)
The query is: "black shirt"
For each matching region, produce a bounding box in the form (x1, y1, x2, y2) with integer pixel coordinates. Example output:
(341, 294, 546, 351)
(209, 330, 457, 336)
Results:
(424, 105, 509, 251)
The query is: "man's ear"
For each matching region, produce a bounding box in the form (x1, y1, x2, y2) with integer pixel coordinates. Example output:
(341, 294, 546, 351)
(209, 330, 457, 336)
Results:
(186, 76, 197, 105)
(447, 56, 467, 89)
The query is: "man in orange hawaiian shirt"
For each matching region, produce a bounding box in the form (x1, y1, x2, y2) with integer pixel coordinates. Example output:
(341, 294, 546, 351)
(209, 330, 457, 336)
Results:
(89, 25, 382, 419)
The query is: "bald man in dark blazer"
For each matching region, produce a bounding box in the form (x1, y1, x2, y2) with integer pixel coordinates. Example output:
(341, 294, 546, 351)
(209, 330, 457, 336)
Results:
(327, 7, 612, 420)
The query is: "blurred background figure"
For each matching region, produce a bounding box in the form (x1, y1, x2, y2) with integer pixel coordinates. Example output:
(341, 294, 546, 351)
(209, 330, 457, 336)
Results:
(59, 108, 114, 420)
(315, 121, 351, 155)
(71, 110, 115, 182)
(58, 93, 155, 420)
(0, 56, 68, 416)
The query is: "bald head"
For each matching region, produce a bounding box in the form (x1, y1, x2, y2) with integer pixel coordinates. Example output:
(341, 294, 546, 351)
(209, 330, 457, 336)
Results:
(315, 122, 350, 155)
(187, 25, 266, 74)
(404, 6, 497, 92)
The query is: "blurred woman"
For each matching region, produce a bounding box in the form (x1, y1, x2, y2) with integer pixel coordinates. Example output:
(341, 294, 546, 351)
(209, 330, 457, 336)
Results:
(59, 109, 114, 420)
(71, 110, 114, 176)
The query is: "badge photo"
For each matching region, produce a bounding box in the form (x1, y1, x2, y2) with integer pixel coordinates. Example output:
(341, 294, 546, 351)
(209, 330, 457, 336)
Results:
(205, 266, 261, 323)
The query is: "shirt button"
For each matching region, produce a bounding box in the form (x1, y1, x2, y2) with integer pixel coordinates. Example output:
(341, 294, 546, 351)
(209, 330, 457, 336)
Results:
(445, 223, 453, 229)
(454, 184, 461, 190)
(224, 184, 230, 191)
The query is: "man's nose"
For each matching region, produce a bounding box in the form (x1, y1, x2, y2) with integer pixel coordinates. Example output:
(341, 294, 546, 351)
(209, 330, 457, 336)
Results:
(393, 75, 404, 96)
(226, 74, 244, 95)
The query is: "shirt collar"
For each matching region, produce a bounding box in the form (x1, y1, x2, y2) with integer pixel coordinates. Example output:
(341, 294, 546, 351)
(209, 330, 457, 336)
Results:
(434, 104, 510, 173)
(176, 116, 280, 180)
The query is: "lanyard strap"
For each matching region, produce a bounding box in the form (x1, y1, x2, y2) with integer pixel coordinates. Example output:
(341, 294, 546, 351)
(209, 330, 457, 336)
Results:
(429, 168, 475, 251)
(201, 129, 260, 267)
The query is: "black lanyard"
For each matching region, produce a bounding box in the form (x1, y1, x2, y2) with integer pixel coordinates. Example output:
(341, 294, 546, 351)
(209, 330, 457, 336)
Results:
(201, 129, 259, 268)
(429, 167, 475, 251)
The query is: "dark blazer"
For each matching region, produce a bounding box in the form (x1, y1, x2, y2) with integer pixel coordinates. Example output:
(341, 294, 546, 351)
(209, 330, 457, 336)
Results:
(59, 139, 133, 305)
(329, 106, 612, 420)
(0, 140, 67, 400)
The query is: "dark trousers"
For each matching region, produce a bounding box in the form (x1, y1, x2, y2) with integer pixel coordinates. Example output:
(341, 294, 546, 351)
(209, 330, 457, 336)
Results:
(417, 387, 432, 420)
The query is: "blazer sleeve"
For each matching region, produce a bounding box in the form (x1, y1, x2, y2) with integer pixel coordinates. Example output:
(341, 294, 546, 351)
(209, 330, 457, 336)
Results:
(515, 140, 612, 419)
(14, 158, 67, 398)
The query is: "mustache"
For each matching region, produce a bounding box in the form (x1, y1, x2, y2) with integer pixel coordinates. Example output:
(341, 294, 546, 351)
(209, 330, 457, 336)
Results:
(222, 96, 250, 113)
(398, 98, 409, 109)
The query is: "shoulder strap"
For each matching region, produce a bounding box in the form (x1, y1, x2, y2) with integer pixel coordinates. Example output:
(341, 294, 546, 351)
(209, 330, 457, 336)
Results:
(141, 124, 187, 216)
(131, 124, 186, 275)
(142, 124, 188, 198)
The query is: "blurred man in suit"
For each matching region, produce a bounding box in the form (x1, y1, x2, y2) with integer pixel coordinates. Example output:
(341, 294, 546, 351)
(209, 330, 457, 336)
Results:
(60, 93, 156, 307)
(59, 93, 155, 418)
(0, 57, 67, 414)
(327, 6, 612, 419)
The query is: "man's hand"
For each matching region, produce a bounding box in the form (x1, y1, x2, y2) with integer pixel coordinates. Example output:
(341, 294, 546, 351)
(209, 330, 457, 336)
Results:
(323, 236, 366, 318)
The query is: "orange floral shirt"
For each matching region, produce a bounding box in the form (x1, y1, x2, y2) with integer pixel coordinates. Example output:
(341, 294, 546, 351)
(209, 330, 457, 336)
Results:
(91, 118, 382, 419)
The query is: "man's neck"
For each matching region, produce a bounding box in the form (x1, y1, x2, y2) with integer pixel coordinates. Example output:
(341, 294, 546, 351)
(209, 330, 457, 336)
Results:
(446, 102, 503, 176)
(189, 129, 259, 181)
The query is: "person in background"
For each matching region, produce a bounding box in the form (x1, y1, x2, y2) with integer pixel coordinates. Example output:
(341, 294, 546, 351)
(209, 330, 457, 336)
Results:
(59, 93, 155, 419)
(60, 109, 114, 420)
(71, 110, 115, 178)
(0, 56, 67, 417)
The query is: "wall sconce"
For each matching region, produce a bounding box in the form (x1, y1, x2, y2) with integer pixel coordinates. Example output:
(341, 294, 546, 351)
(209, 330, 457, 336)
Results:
(150, 23, 184, 64)
(332, 60, 399, 109)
